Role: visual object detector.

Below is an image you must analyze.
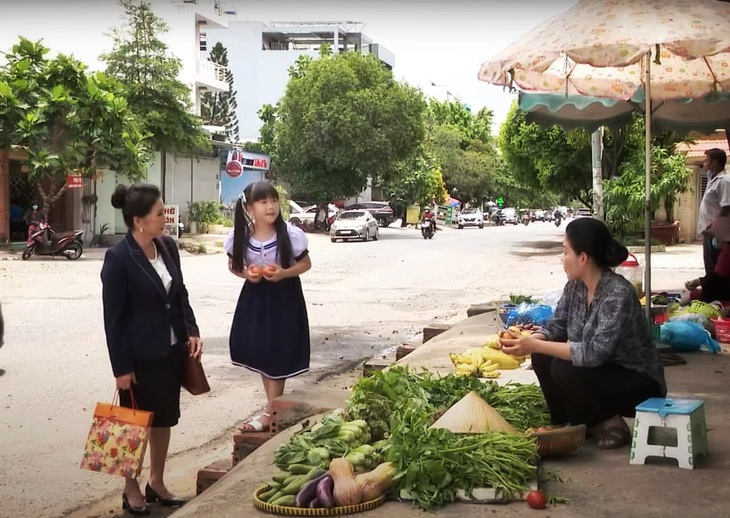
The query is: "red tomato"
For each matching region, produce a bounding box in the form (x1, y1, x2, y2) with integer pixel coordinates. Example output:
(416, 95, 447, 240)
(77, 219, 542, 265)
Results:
(264, 265, 277, 276)
(248, 265, 261, 276)
(526, 490, 547, 510)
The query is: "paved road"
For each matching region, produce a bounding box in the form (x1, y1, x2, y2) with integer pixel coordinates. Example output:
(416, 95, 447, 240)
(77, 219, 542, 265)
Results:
(0, 221, 703, 518)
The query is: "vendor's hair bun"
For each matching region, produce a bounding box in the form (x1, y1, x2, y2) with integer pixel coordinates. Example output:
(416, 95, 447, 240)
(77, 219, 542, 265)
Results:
(111, 184, 128, 210)
(605, 239, 629, 268)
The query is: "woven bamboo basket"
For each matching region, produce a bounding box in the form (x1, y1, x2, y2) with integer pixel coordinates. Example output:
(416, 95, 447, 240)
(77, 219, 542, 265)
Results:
(531, 424, 586, 458)
(252, 485, 386, 516)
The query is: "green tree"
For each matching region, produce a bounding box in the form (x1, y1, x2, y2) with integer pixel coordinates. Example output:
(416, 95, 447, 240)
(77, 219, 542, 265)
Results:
(201, 42, 239, 143)
(426, 100, 498, 204)
(381, 148, 448, 219)
(101, 0, 206, 153)
(499, 102, 593, 207)
(0, 38, 147, 213)
(261, 51, 425, 212)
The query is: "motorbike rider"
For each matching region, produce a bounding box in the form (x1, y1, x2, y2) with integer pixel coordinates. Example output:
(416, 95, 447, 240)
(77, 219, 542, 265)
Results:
(422, 207, 437, 233)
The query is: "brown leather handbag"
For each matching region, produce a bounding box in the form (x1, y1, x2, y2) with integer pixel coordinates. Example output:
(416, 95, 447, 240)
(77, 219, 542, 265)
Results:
(183, 352, 210, 395)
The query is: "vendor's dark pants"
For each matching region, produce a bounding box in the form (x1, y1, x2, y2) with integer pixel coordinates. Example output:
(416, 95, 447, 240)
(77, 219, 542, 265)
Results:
(531, 353, 664, 428)
(703, 233, 721, 276)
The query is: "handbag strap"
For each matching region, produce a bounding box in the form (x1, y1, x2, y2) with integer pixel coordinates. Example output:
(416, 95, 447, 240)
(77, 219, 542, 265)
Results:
(111, 389, 140, 410)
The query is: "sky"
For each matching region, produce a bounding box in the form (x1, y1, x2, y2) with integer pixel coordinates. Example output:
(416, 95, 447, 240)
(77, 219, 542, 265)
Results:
(0, 0, 578, 131)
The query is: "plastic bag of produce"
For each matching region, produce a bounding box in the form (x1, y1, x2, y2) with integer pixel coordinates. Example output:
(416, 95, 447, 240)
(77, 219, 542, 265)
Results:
(659, 321, 721, 353)
(540, 289, 563, 309)
(506, 303, 554, 327)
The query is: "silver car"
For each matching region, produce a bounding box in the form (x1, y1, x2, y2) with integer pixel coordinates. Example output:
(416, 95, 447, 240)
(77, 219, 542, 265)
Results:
(330, 210, 380, 242)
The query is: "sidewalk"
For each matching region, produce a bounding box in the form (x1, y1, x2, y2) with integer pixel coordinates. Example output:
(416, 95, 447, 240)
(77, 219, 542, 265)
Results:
(171, 310, 730, 518)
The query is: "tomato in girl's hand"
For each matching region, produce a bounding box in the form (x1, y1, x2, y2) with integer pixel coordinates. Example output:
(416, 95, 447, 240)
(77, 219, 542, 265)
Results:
(263, 265, 277, 277)
(248, 265, 261, 276)
(526, 490, 547, 509)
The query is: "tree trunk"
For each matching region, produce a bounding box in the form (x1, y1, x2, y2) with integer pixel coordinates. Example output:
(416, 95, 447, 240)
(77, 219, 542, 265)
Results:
(38, 179, 68, 214)
(0, 149, 9, 243)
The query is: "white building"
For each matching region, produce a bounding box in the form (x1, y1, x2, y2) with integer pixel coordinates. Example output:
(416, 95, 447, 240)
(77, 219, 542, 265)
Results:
(208, 21, 395, 143)
(0, 0, 234, 239)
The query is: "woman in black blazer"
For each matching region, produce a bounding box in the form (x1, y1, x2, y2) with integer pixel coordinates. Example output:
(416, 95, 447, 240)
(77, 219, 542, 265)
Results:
(101, 183, 202, 516)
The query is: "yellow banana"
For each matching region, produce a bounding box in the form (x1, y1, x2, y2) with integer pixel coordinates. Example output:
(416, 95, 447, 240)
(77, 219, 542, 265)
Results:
(485, 334, 501, 350)
(480, 372, 501, 379)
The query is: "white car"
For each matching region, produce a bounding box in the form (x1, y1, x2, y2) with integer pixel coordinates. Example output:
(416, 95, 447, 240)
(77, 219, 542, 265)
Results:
(289, 202, 338, 225)
(457, 208, 485, 229)
(330, 210, 380, 242)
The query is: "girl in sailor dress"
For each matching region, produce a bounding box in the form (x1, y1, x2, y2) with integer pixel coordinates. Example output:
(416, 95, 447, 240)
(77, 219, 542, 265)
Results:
(224, 181, 312, 433)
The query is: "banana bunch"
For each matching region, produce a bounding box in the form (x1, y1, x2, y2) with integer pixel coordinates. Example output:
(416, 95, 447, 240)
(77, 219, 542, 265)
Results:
(450, 324, 533, 377)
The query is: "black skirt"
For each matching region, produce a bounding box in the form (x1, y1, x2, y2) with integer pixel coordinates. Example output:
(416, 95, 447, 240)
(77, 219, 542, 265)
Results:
(119, 343, 184, 428)
(229, 276, 310, 379)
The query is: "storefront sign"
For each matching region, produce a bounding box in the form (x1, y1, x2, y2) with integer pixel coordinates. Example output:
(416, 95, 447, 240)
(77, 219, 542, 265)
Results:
(66, 175, 84, 189)
(164, 205, 179, 240)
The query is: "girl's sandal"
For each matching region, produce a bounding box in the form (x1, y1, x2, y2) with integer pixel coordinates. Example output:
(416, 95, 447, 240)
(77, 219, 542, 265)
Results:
(239, 413, 271, 433)
(596, 426, 631, 449)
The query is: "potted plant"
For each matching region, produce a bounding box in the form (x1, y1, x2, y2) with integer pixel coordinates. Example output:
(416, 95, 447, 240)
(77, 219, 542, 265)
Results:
(187, 201, 201, 234)
(197, 200, 222, 234)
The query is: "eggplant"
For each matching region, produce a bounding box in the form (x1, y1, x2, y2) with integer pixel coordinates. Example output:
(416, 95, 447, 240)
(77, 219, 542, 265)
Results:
(308, 498, 321, 508)
(316, 475, 335, 509)
(294, 473, 329, 508)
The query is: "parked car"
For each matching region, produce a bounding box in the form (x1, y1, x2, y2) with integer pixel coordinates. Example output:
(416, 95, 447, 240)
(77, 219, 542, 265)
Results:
(457, 208, 485, 229)
(501, 207, 518, 225)
(345, 201, 394, 227)
(289, 202, 339, 226)
(575, 207, 592, 218)
(533, 209, 546, 222)
(330, 210, 380, 242)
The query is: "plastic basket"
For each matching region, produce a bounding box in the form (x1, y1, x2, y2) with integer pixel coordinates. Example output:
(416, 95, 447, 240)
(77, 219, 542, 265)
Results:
(531, 424, 586, 458)
(712, 318, 730, 343)
(688, 300, 722, 320)
(252, 485, 386, 516)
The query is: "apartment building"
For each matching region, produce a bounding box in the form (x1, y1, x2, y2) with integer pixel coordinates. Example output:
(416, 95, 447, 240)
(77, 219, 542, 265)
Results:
(209, 21, 396, 142)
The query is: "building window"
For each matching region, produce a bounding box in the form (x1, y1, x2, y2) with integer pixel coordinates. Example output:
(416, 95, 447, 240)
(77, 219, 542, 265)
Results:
(200, 32, 207, 53)
(699, 173, 709, 200)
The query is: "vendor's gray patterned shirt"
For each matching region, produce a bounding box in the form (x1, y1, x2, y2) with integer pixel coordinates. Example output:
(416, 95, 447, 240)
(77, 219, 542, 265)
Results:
(543, 271, 666, 393)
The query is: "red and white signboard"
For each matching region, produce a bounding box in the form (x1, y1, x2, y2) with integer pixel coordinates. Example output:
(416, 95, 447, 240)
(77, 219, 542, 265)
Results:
(66, 175, 84, 189)
(164, 205, 179, 241)
(225, 150, 270, 178)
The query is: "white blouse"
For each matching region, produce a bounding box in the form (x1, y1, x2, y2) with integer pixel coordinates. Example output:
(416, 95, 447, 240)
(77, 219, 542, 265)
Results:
(150, 248, 178, 346)
(223, 223, 309, 267)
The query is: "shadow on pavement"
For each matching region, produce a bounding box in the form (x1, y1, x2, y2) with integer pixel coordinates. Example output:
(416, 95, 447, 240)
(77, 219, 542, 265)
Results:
(512, 239, 563, 257)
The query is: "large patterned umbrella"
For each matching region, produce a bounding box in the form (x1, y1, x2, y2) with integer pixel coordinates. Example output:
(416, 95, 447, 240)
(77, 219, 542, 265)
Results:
(478, 0, 730, 316)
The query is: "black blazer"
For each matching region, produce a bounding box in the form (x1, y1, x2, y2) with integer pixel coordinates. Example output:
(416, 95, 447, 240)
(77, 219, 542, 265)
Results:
(101, 233, 199, 377)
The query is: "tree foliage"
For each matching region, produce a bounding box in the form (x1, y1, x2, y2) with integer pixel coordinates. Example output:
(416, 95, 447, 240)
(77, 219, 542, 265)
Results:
(381, 148, 448, 209)
(101, 0, 206, 153)
(260, 51, 425, 203)
(499, 102, 593, 207)
(425, 101, 498, 205)
(0, 38, 147, 209)
(201, 42, 239, 143)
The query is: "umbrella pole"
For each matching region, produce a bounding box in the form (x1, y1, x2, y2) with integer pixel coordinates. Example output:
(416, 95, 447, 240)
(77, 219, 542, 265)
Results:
(644, 51, 653, 325)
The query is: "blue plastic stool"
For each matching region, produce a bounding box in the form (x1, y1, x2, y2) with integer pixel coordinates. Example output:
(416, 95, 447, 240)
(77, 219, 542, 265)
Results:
(629, 398, 708, 469)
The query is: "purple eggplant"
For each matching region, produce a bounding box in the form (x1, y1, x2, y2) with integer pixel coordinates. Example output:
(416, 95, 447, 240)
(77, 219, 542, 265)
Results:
(316, 475, 335, 509)
(295, 473, 329, 508)
(308, 498, 321, 508)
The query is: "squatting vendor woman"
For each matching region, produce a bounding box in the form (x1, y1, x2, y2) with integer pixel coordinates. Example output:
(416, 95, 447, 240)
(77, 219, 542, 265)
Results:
(500, 217, 666, 449)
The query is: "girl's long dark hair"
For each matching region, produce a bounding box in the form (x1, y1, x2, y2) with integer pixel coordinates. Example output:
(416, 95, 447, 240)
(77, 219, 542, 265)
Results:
(232, 181, 294, 272)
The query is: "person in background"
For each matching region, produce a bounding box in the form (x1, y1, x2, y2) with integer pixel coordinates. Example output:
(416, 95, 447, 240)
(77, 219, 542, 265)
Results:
(698, 148, 730, 275)
(422, 207, 437, 232)
(684, 214, 730, 303)
(499, 218, 666, 449)
(102, 183, 202, 515)
(225, 181, 312, 434)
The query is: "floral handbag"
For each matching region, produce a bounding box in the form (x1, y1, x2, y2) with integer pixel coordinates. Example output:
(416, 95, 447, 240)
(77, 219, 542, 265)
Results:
(80, 392, 153, 478)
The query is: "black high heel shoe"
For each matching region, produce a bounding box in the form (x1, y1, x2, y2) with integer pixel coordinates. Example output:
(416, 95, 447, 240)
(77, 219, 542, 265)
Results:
(145, 483, 186, 507)
(122, 493, 151, 516)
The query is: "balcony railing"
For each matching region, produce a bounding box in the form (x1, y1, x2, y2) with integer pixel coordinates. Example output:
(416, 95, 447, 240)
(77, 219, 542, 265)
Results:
(197, 58, 227, 86)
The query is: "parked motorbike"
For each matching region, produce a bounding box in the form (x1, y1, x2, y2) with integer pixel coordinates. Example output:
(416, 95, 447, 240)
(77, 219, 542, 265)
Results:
(421, 218, 435, 239)
(22, 222, 84, 261)
(491, 211, 504, 226)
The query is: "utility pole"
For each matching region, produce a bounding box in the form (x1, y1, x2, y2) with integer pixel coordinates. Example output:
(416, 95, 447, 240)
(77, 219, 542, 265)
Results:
(591, 127, 604, 220)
